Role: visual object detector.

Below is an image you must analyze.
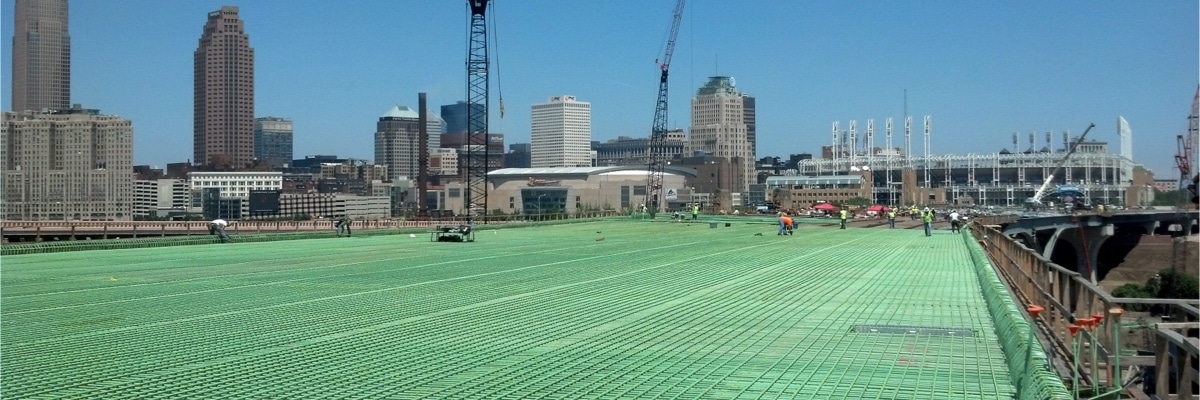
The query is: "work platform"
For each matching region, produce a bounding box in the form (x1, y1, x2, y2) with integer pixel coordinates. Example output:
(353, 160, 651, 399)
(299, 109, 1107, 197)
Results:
(2, 219, 1029, 399)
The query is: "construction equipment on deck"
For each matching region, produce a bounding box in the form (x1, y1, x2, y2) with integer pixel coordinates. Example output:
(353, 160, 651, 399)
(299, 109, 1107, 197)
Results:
(1025, 123, 1096, 211)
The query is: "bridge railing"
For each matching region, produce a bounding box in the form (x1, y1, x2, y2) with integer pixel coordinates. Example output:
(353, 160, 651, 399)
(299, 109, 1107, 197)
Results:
(970, 222, 1199, 399)
(0, 212, 624, 241)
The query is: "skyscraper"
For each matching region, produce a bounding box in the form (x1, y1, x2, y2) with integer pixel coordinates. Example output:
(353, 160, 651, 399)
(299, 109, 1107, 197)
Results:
(531, 95, 591, 168)
(688, 76, 751, 192)
(374, 105, 422, 182)
(425, 109, 445, 154)
(194, 6, 254, 168)
(440, 101, 484, 135)
(11, 0, 70, 112)
(254, 117, 293, 168)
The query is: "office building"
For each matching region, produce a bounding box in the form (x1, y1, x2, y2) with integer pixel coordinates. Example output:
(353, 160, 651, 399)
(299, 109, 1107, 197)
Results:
(187, 171, 283, 199)
(531, 95, 591, 167)
(593, 129, 685, 167)
(1, 107, 133, 221)
(10, 0, 70, 112)
(743, 94, 757, 160)
(505, 143, 531, 169)
(254, 117, 293, 168)
(194, 5, 255, 168)
(374, 105, 422, 182)
(440, 132, 506, 177)
(441, 101, 484, 135)
(425, 110, 445, 154)
(688, 76, 752, 192)
(134, 179, 190, 218)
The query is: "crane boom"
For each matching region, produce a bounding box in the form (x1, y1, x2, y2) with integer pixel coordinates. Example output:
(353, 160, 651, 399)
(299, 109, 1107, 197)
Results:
(645, 0, 686, 214)
(1029, 123, 1095, 204)
(465, 0, 490, 217)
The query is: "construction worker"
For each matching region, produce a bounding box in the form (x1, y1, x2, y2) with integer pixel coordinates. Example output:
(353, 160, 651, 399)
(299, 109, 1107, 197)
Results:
(691, 204, 699, 220)
(910, 207, 919, 220)
(839, 208, 848, 229)
(887, 209, 897, 229)
(921, 207, 934, 236)
(778, 212, 794, 235)
(948, 210, 961, 233)
(335, 216, 352, 237)
(208, 218, 231, 243)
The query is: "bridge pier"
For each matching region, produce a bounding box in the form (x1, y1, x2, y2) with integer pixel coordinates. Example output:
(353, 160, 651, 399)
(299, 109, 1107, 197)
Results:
(1144, 221, 1158, 236)
(1038, 224, 1111, 284)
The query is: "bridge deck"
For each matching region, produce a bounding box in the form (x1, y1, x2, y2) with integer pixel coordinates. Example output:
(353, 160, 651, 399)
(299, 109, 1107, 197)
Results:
(1, 219, 1015, 399)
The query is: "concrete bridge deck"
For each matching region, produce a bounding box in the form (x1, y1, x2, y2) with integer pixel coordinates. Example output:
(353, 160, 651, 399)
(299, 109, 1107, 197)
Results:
(0, 219, 1048, 399)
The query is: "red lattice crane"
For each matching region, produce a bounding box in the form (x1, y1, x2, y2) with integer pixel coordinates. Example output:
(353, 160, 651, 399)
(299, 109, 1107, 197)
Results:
(644, 0, 686, 214)
(1178, 85, 1198, 204)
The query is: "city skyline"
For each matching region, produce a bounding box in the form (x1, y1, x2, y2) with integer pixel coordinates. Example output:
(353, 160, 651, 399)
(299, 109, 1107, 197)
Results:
(1, 1, 1195, 177)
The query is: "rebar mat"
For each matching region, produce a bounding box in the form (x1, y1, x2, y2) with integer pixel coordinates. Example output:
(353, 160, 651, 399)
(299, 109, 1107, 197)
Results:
(2, 220, 1020, 399)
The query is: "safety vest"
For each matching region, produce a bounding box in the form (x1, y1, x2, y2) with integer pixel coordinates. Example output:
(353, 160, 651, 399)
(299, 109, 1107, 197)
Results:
(887, 211, 895, 219)
(839, 210, 847, 220)
(922, 211, 933, 222)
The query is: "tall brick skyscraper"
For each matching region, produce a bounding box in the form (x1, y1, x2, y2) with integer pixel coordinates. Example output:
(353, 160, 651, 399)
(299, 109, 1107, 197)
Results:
(10, 0, 71, 112)
(194, 6, 254, 168)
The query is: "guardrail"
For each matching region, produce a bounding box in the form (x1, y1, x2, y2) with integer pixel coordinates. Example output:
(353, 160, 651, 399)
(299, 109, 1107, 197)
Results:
(0, 211, 622, 241)
(971, 222, 1198, 399)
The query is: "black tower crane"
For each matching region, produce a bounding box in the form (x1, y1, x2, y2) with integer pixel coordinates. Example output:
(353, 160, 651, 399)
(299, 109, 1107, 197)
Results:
(465, 0, 490, 217)
(644, 0, 686, 214)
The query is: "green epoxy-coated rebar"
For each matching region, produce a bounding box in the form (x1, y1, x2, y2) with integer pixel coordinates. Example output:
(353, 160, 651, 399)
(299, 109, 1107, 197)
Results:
(4, 220, 1025, 399)
(959, 225, 1072, 399)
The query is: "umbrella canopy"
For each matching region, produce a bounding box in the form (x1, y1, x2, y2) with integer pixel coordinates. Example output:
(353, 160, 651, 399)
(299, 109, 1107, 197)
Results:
(865, 204, 891, 212)
(812, 203, 838, 211)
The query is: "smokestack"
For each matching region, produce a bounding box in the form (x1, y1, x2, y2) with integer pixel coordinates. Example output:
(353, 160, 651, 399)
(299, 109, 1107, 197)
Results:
(418, 93, 429, 212)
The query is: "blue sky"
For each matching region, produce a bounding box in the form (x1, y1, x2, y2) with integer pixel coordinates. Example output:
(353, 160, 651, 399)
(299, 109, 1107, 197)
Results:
(2, 1, 1197, 177)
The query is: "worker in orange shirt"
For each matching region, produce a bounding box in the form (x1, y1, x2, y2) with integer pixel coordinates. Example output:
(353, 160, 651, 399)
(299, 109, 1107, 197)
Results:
(778, 212, 794, 235)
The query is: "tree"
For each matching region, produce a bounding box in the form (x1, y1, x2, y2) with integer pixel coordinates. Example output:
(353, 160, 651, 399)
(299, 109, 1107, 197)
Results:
(1152, 189, 1185, 206)
(1111, 268, 1199, 312)
(844, 197, 872, 207)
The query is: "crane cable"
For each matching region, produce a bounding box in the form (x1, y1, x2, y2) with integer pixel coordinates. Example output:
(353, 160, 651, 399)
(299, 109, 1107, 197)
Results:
(489, 1, 504, 118)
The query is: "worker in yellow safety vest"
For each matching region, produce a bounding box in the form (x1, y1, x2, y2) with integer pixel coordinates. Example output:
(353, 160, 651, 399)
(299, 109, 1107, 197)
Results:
(921, 207, 934, 236)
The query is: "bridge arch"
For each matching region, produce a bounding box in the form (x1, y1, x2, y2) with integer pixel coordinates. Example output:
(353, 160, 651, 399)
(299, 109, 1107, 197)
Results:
(1048, 235, 1078, 273)
(1094, 223, 1153, 282)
